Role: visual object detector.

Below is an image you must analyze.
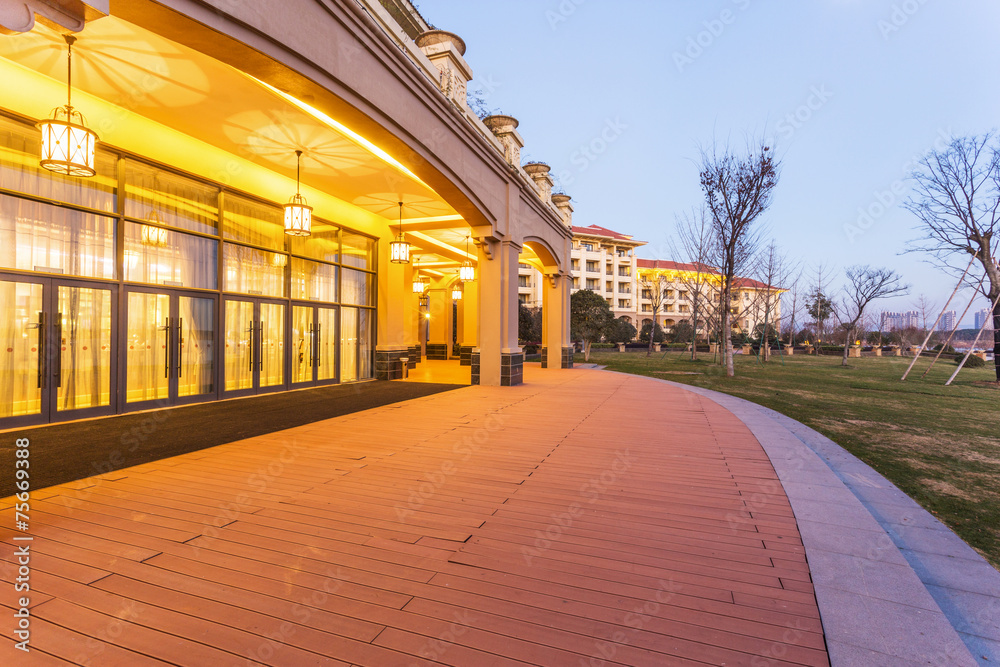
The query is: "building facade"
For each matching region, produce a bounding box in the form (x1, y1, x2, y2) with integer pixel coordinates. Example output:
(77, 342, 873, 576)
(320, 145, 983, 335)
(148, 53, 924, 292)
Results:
(519, 225, 782, 339)
(975, 308, 995, 331)
(0, 0, 575, 428)
(938, 310, 957, 332)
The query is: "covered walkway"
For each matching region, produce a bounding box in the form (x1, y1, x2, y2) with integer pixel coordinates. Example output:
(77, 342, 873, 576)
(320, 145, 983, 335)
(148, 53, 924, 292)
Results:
(2, 367, 833, 665)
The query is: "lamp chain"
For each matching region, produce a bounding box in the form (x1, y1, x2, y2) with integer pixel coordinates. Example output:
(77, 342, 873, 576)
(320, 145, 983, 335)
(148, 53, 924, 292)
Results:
(65, 35, 76, 111)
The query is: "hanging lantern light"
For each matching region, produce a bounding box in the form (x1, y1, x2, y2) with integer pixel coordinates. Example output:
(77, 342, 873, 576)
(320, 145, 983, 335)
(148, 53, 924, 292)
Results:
(412, 276, 426, 293)
(452, 286, 463, 300)
(459, 234, 475, 282)
(140, 224, 168, 247)
(37, 35, 99, 178)
(389, 201, 410, 264)
(284, 150, 312, 236)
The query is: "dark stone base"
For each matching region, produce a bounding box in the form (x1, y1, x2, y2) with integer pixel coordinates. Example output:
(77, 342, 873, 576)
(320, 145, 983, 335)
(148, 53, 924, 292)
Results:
(542, 346, 574, 369)
(471, 351, 480, 385)
(426, 343, 449, 361)
(407, 345, 420, 369)
(459, 345, 473, 366)
(501, 352, 523, 386)
(375, 350, 405, 380)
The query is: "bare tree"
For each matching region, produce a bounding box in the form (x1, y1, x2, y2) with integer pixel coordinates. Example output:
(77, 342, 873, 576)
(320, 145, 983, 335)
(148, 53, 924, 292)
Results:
(637, 270, 667, 356)
(911, 294, 937, 346)
(672, 206, 718, 360)
(838, 266, 910, 367)
(806, 263, 835, 343)
(783, 269, 805, 347)
(905, 133, 1000, 380)
(747, 241, 795, 361)
(700, 138, 780, 376)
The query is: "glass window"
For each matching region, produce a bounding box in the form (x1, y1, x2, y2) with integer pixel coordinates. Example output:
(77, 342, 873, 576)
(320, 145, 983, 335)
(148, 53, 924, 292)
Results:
(341, 267, 372, 306)
(124, 222, 217, 289)
(291, 258, 338, 302)
(124, 159, 218, 235)
(0, 116, 116, 212)
(359, 308, 372, 380)
(223, 243, 286, 297)
(341, 232, 373, 269)
(222, 194, 284, 250)
(0, 194, 115, 279)
(290, 219, 339, 263)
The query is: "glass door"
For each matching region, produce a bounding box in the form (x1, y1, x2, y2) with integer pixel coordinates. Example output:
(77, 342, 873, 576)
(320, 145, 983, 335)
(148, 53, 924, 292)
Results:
(125, 288, 216, 410)
(291, 304, 338, 386)
(1, 275, 115, 428)
(224, 297, 285, 396)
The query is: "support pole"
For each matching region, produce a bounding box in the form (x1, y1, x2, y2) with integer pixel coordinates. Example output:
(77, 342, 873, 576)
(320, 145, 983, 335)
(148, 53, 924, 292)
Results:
(946, 289, 1000, 386)
(921, 272, 986, 378)
(901, 257, 976, 381)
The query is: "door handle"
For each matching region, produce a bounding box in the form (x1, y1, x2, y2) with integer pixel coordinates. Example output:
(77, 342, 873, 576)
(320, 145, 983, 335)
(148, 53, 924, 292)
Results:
(32, 311, 45, 389)
(177, 317, 183, 379)
(54, 313, 62, 388)
(315, 321, 321, 369)
(259, 321, 265, 372)
(248, 320, 254, 373)
(166, 317, 173, 379)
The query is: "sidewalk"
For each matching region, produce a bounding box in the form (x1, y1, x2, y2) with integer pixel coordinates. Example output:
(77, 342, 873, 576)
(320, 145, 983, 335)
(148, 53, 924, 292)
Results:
(0, 365, 967, 665)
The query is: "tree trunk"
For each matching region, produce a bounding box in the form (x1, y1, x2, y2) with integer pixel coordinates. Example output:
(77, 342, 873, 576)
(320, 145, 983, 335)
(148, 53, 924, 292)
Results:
(690, 301, 699, 361)
(647, 317, 654, 357)
(723, 300, 734, 377)
(993, 296, 1000, 382)
(841, 326, 851, 366)
(584, 340, 592, 362)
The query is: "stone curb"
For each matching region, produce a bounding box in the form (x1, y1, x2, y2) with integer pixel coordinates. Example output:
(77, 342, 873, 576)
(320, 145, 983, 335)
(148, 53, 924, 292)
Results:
(618, 373, 985, 666)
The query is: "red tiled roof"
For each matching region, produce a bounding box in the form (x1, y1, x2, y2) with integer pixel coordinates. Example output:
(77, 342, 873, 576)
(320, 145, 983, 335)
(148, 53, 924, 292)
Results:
(571, 225, 641, 242)
(733, 277, 782, 290)
(636, 259, 719, 273)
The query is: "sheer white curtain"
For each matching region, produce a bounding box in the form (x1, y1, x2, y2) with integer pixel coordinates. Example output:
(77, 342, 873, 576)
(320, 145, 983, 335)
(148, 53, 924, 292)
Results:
(0, 195, 115, 279)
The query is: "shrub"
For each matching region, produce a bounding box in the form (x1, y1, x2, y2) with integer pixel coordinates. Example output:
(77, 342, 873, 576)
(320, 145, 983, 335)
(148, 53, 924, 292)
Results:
(959, 354, 986, 368)
(932, 343, 956, 354)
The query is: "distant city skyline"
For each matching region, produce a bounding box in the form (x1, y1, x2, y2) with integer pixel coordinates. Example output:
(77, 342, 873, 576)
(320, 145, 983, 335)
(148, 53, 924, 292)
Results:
(420, 0, 1000, 327)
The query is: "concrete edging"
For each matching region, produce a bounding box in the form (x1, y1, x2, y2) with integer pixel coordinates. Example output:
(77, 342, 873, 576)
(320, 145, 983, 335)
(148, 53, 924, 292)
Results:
(613, 372, 995, 666)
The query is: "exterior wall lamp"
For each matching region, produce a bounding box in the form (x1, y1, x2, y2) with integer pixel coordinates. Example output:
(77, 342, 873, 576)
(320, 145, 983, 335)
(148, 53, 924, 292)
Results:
(389, 201, 410, 263)
(283, 150, 312, 236)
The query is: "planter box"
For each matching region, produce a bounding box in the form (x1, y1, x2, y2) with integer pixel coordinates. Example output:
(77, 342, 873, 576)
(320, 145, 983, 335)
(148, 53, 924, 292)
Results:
(848, 346, 862, 358)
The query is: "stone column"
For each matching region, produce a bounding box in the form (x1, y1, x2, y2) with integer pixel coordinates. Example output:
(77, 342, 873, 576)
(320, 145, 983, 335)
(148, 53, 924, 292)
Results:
(475, 239, 522, 386)
(415, 30, 472, 109)
(483, 115, 524, 167)
(375, 235, 409, 380)
(523, 162, 553, 205)
(425, 287, 453, 361)
(542, 272, 573, 369)
(551, 193, 574, 228)
(458, 279, 478, 366)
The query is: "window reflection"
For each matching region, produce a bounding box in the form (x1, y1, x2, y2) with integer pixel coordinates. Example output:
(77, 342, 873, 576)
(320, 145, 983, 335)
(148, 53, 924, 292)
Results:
(124, 222, 217, 289)
(341, 268, 372, 306)
(291, 258, 337, 302)
(223, 243, 286, 297)
(341, 232, 373, 269)
(0, 194, 115, 279)
(223, 194, 284, 251)
(124, 159, 218, 235)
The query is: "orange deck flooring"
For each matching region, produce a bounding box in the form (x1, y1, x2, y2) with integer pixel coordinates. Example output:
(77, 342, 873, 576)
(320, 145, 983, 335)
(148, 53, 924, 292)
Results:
(1, 367, 828, 666)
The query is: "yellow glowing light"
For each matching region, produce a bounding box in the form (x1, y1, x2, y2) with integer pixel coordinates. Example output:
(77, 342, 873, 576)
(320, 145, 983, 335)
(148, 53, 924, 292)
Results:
(412, 278, 426, 293)
(283, 195, 312, 236)
(249, 75, 429, 188)
(38, 110, 98, 177)
(452, 288, 462, 300)
(459, 261, 475, 282)
(140, 224, 168, 247)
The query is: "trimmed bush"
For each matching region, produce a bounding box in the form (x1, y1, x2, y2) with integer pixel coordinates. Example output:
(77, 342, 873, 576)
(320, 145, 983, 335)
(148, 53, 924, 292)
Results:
(959, 354, 986, 368)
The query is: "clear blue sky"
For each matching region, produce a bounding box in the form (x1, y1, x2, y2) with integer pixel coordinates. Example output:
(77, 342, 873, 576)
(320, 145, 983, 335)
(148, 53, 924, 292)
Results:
(418, 0, 1000, 326)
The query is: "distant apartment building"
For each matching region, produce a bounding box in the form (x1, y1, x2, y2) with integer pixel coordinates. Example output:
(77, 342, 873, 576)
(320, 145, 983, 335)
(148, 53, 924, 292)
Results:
(975, 308, 995, 331)
(518, 225, 782, 338)
(938, 310, 957, 332)
(883, 310, 921, 330)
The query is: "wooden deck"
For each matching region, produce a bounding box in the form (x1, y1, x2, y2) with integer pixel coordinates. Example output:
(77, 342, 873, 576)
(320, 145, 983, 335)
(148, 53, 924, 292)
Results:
(1, 367, 829, 666)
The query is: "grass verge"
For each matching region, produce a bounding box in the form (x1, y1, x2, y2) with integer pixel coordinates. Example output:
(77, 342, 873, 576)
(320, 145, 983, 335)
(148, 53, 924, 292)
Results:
(580, 349, 1000, 568)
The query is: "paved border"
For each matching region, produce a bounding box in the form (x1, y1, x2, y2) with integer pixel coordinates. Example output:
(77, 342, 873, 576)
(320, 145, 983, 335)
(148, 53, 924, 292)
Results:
(629, 374, 998, 666)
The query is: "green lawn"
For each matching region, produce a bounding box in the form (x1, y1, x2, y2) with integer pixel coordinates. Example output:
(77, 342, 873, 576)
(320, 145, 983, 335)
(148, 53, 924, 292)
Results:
(581, 349, 1000, 568)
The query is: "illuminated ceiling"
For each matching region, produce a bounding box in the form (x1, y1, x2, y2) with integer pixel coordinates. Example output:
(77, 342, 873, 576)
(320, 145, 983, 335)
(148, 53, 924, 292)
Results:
(0, 14, 493, 268)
